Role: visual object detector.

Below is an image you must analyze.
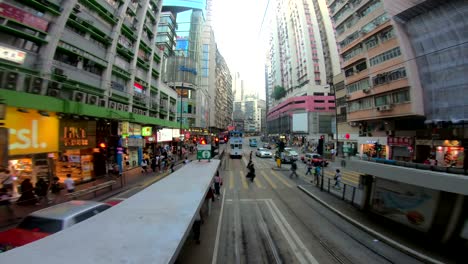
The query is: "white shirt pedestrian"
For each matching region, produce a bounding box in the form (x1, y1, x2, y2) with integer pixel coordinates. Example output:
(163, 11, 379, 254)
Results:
(64, 175, 75, 193)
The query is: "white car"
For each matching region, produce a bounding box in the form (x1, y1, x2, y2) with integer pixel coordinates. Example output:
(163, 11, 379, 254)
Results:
(284, 148, 299, 160)
(256, 148, 273, 158)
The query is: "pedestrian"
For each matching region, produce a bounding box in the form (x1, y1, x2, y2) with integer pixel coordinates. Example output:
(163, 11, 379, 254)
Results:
(170, 158, 175, 173)
(184, 157, 190, 164)
(64, 174, 75, 193)
(305, 161, 313, 175)
(192, 211, 202, 244)
(17, 179, 37, 206)
(49, 176, 62, 204)
(214, 171, 223, 199)
(289, 160, 298, 178)
(141, 159, 148, 174)
(35, 178, 48, 204)
(249, 151, 253, 161)
(334, 169, 342, 189)
(311, 166, 321, 184)
(246, 163, 255, 182)
(0, 187, 17, 219)
(1, 170, 14, 194)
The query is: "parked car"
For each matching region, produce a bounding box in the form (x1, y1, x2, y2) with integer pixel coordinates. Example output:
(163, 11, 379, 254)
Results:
(256, 148, 273, 158)
(0, 200, 112, 251)
(301, 153, 329, 167)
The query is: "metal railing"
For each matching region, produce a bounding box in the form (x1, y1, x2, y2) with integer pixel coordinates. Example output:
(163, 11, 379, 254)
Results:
(312, 173, 362, 207)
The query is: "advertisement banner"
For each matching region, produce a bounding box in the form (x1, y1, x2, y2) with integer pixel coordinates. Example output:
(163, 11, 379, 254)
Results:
(371, 178, 439, 232)
(59, 120, 96, 149)
(0, 3, 49, 31)
(157, 128, 173, 142)
(4, 107, 59, 156)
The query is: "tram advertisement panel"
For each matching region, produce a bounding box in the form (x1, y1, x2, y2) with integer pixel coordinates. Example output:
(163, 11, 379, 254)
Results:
(371, 178, 439, 232)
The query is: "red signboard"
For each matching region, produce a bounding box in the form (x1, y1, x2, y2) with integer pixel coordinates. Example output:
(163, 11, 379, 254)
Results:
(0, 3, 49, 32)
(387, 136, 412, 146)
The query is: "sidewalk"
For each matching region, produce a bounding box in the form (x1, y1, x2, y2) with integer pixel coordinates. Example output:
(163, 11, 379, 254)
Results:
(298, 183, 456, 264)
(0, 152, 198, 230)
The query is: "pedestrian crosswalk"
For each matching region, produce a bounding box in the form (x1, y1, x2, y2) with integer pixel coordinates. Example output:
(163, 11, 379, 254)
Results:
(222, 169, 296, 190)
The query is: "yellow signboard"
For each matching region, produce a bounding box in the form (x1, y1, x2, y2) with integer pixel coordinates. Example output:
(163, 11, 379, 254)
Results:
(4, 107, 59, 156)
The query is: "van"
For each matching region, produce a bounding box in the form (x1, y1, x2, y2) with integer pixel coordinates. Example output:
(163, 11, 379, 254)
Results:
(249, 138, 257, 147)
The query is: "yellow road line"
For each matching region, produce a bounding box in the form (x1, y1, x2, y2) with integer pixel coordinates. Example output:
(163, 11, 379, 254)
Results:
(260, 170, 277, 189)
(240, 171, 249, 189)
(271, 170, 293, 188)
(229, 170, 234, 190)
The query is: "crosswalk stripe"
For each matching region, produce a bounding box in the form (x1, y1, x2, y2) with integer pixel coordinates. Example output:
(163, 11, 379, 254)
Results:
(229, 170, 234, 190)
(271, 170, 293, 188)
(260, 170, 277, 189)
(239, 170, 249, 189)
(254, 175, 264, 188)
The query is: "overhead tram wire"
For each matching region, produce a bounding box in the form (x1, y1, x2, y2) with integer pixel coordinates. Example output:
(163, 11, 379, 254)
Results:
(258, 0, 271, 37)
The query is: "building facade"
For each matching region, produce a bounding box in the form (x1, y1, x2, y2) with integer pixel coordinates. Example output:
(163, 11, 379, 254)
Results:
(266, 0, 341, 140)
(0, 0, 182, 186)
(328, 0, 467, 167)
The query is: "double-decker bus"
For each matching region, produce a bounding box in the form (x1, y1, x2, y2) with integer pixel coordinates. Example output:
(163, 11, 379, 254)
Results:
(228, 130, 243, 158)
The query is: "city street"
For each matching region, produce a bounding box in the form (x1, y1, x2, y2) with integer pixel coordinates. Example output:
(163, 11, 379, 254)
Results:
(176, 143, 426, 264)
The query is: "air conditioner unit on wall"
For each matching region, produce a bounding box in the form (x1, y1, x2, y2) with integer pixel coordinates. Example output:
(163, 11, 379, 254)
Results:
(5, 72, 18, 90)
(377, 105, 392, 111)
(72, 91, 87, 103)
(99, 99, 107, 107)
(109, 101, 117, 109)
(28, 77, 43, 94)
(362, 88, 370, 93)
(123, 105, 129, 112)
(117, 103, 124, 111)
(87, 95, 99, 105)
(47, 88, 61, 97)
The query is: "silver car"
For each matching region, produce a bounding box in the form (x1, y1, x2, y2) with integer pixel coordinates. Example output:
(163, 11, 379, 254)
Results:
(17, 200, 112, 233)
(256, 148, 273, 158)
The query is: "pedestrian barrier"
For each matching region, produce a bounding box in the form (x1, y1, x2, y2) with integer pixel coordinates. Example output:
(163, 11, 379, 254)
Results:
(65, 180, 117, 200)
(314, 174, 362, 207)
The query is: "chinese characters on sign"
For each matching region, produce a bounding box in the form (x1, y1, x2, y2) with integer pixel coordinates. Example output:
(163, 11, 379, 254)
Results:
(63, 126, 89, 147)
(0, 3, 49, 31)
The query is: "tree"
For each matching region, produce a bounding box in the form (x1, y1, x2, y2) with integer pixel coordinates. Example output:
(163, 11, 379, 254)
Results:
(273, 85, 286, 100)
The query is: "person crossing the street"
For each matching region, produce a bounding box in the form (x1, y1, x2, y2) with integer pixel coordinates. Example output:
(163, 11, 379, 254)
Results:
(289, 160, 298, 178)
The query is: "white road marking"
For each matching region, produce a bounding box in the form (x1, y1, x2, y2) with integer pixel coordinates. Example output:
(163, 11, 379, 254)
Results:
(267, 200, 319, 264)
(253, 200, 282, 264)
(212, 188, 226, 264)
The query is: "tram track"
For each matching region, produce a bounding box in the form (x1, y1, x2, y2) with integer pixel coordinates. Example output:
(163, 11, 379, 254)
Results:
(222, 147, 400, 264)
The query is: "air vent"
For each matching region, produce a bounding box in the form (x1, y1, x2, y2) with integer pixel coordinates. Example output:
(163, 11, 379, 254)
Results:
(72, 91, 87, 103)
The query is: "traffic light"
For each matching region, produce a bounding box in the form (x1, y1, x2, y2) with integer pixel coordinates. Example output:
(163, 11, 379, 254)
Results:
(215, 137, 219, 146)
(317, 136, 324, 155)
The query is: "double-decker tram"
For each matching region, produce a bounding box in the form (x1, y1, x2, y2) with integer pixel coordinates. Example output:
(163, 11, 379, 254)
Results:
(228, 130, 243, 158)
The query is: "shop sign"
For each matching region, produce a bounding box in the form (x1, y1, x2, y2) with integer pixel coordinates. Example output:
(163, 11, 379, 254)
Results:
(120, 122, 129, 135)
(157, 128, 173, 142)
(0, 45, 26, 65)
(63, 126, 89, 147)
(142, 126, 152, 136)
(4, 107, 59, 156)
(388, 136, 413, 146)
(127, 137, 144, 147)
(130, 124, 141, 136)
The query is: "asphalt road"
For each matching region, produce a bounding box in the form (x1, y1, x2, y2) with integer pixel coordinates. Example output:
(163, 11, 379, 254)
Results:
(177, 141, 423, 264)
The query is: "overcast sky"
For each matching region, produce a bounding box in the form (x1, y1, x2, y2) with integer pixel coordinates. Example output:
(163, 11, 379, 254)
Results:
(212, 0, 270, 99)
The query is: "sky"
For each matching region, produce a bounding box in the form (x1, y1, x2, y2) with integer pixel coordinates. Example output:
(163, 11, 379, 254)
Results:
(211, 0, 271, 100)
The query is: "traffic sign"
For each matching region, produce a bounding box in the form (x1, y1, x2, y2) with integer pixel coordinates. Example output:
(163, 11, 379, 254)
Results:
(197, 144, 211, 161)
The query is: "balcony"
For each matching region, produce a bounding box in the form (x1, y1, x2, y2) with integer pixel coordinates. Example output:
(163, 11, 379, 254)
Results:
(347, 102, 412, 122)
(95, 0, 118, 14)
(61, 28, 106, 59)
(52, 61, 103, 89)
(74, 8, 112, 36)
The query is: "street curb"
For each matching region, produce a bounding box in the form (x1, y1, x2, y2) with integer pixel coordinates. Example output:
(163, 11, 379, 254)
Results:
(297, 185, 445, 264)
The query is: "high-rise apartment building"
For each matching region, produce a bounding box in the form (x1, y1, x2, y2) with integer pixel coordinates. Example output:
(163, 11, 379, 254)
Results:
(330, 0, 467, 166)
(0, 0, 181, 182)
(266, 0, 340, 140)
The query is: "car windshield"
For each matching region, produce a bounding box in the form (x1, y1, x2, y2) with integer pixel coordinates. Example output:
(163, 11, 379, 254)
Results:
(18, 216, 62, 233)
(289, 150, 298, 155)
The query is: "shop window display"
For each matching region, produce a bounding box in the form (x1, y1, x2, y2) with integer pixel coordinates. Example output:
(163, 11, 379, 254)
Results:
(55, 150, 95, 184)
(435, 146, 464, 168)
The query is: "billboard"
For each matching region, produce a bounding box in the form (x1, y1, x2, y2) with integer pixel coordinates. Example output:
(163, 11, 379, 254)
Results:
(371, 178, 439, 232)
(292, 113, 308, 133)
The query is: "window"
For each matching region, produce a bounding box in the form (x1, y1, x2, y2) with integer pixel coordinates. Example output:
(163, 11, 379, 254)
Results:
(83, 59, 104, 75)
(346, 78, 370, 93)
(392, 89, 410, 103)
(365, 36, 378, 49)
(380, 28, 395, 42)
(343, 44, 363, 61)
(18, 216, 62, 233)
(369, 47, 401, 66)
(375, 94, 390, 106)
